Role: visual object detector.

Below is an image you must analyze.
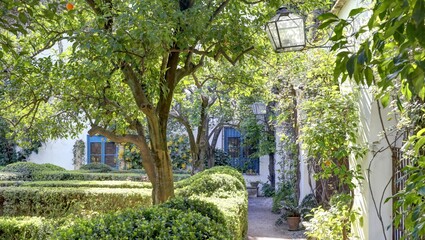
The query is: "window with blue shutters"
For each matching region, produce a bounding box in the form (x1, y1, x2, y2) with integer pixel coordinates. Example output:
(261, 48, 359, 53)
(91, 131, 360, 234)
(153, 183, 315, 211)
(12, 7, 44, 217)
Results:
(87, 135, 118, 168)
(223, 127, 259, 174)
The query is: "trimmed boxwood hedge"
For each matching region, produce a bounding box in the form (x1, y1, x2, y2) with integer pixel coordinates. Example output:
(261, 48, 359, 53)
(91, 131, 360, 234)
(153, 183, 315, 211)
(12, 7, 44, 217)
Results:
(0, 187, 152, 217)
(0, 166, 247, 240)
(79, 163, 113, 172)
(161, 197, 227, 226)
(0, 162, 66, 180)
(54, 207, 231, 239)
(0, 217, 56, 240)
(0, 180, 152, 188)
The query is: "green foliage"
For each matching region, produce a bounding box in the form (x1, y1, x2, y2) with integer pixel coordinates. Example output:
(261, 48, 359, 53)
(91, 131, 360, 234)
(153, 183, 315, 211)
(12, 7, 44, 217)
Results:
(1, 162, 65, 180)
(120, 143, 143, 170)
(328, 1, 425, 103)
(213, 149, 231, 166)
(276, 192, 315, 225)
(0, 166, 247, 240)
(175, 166, 248, 239)
(305, 194, 359, 240)
(161, 197, 227, 226)
(0, 118, 42, 166)
(298, 81, 365, 206)
(0, 170, 187, 182)
(392, 131, 425, 238)
(0, 180, 152, 189)
(0, 217, 55, 240)
(80, 163, 113, 172)
(0, 187, 151, 217)
(299, 194, 319, 221)
(272, 181, 296, 213)
(177, 172, 245, 198)
(53, 207, 230, 240)
(175, 166, 246, 191)
(2, 162, 65, 173)
(261, 182, 275, 197)
(322, 0, 425, 236)
(168, 134, 191, 170)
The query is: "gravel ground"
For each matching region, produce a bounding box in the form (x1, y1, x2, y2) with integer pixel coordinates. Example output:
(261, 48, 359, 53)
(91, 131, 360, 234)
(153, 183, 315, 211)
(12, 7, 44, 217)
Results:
(247, 197, 307, 240)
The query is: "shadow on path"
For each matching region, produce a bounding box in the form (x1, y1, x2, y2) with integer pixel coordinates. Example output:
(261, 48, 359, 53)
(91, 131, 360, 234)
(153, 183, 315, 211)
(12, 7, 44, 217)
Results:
(247, 197, 307, 240)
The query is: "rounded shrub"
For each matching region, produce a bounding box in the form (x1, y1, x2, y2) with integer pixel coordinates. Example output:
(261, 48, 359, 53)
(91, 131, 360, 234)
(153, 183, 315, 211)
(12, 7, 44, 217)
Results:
(1, 162, 65, 180)
(54, 207, 230, 239)
(175, 166, 246, 191)
(177, 173, 245, 198)
(79, 163, 113, 172)
(161, 197, 227, 226)
(40, 163, 65, 171)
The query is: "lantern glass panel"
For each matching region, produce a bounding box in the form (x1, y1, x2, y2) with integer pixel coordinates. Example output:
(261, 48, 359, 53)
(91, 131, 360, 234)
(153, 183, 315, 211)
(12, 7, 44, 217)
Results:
(266, 12, 306, 52)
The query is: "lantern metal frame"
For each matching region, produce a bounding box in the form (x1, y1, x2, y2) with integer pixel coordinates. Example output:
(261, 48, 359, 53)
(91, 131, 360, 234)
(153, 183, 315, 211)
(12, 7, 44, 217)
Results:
(265, 6, 333, 52)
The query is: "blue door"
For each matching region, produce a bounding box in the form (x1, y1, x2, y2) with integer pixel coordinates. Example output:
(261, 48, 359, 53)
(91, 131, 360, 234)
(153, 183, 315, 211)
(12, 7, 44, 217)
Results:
(223, 127, 259, 174)
(87, 135, 118, 168)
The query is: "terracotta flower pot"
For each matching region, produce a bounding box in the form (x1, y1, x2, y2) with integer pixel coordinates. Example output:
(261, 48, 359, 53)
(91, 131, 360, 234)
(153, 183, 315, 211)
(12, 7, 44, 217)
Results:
(287, 216, 300, 231)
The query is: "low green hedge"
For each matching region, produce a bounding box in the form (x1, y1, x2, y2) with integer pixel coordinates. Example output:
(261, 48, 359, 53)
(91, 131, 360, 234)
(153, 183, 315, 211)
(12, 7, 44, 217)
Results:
(1, 162, 65, 173)
(0, 172, 24, 181)
(0, 162, 65, 180)
(54, 207, 230, 239)
(0, 216, 56, 240)
(0, 166, 247, 240)
(0, 187, 152, 217)
(161, 197, 227, 227)
(0, 180, 152, 188)
(79, 163, 113, 172)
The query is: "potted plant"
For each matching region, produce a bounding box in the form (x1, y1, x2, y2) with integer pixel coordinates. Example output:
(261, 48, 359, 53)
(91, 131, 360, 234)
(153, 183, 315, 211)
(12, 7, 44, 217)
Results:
(282, 200, 302, 231)
(281, 199, 302, 231)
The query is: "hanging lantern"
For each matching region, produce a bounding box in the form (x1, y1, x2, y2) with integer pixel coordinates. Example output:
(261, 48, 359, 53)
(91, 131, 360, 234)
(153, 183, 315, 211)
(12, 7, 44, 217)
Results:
(265, 7, 306, 52)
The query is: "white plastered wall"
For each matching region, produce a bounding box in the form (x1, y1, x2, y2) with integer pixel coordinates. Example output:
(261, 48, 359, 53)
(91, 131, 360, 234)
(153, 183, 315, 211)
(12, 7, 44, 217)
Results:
(337, 0, 395, 237)
(28, 129, 89, 170)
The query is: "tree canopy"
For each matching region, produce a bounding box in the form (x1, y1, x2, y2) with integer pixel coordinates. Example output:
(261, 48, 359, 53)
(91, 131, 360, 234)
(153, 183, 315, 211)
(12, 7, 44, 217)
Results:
(0, 0, 332, 203)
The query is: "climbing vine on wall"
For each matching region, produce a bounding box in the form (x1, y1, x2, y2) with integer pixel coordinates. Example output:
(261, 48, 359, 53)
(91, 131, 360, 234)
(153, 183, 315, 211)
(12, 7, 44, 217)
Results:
(72, 140, 85, 170)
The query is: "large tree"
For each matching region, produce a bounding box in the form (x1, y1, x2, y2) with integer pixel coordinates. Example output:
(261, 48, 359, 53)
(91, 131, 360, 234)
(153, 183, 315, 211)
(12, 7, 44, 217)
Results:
(0, 0, 331, 204)
(170, 58, 264, 173)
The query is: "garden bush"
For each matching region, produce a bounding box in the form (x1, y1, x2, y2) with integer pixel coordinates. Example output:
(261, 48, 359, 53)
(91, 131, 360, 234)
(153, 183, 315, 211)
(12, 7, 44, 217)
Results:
(175, 166, 248, 239)
(33, 171, 149, 181)
(0, 187, 152, 217)
(79, 163, 113, 172)
(175, 166, 246, 190)
(0, 166, 247, 239)
(53, 207, 231, 239)
(305, 194, 357, 239)
(0, 172, 23, 181)
(0, 217, 54, 240)
(0, 180, 152, 188)
(31, 171, 188, 182)
(1, 162, 65, 180)
(161, 197, 227, 226)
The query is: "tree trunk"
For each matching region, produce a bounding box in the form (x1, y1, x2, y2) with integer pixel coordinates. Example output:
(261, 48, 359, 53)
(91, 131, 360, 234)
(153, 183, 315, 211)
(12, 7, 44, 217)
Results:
(191, 95, 209, 174)
(207, 125, 223, 168)
(268, 152, 276, 190)
(151, 150, 174, 204)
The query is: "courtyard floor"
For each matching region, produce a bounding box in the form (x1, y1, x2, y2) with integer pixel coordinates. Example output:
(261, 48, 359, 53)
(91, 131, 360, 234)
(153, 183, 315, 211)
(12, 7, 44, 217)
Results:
(247, 197, 307, 240)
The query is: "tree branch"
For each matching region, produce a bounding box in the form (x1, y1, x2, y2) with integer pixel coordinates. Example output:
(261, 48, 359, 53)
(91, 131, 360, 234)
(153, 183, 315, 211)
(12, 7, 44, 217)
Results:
(209, 0, 230, 23)
(214, 46, 255, 65)
(120, 62, 153, 113)
(88, 125, 140, 145)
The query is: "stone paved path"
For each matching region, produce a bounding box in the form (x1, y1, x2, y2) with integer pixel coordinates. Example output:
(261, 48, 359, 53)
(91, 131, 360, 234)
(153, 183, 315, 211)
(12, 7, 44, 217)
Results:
(247, 197, 307, 240)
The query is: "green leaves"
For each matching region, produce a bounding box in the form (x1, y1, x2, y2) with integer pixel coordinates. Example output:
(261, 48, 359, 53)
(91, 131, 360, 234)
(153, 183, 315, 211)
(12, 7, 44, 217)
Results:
(330, 0, 425, 104)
